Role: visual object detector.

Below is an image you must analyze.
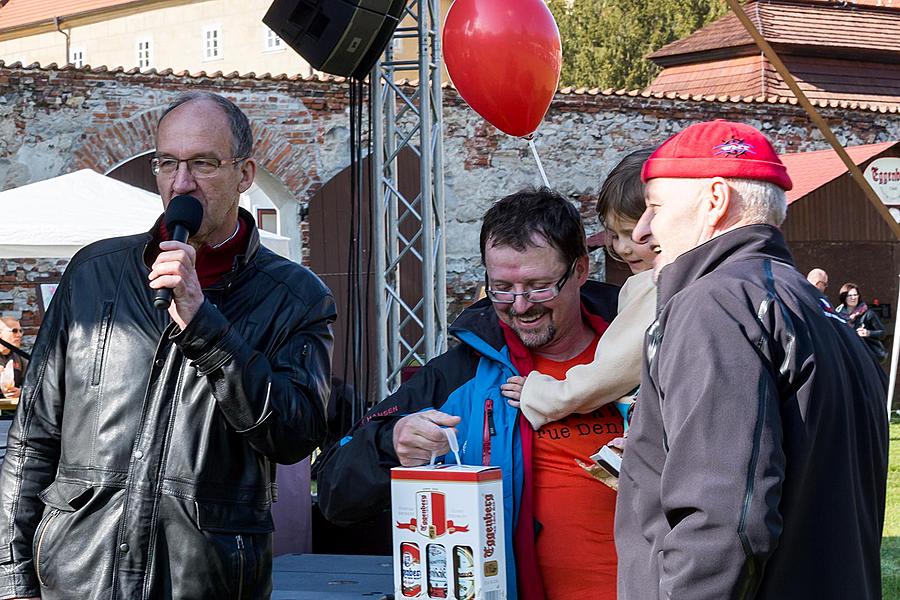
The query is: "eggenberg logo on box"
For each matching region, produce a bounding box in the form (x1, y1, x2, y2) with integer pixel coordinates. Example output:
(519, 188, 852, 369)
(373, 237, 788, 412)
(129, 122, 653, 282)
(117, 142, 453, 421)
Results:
(483, 493, 497, 558)
(416, 490, 447, 539)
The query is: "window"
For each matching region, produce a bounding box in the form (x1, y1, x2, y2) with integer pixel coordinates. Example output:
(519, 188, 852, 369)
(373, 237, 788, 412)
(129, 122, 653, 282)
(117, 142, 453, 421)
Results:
(264, 27, 284, 52)
(137, 38, 152, 69)
(257, 208, 278, 234)
(69, 48, 85, 68)
(203, 25, 221, 60)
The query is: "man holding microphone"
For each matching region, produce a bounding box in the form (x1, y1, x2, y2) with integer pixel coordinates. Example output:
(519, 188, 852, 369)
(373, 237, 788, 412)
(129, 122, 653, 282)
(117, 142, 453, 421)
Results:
(0, 92, 335, 599)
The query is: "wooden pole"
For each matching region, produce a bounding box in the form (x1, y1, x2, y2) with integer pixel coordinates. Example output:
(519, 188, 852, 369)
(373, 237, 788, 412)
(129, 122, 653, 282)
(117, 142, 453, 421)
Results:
(725, 0, 900, 240)
(888, 275, 900, 418)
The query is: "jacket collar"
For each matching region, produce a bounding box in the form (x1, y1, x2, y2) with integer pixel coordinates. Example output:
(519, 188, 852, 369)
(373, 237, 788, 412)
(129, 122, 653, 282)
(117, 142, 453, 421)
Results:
(143, 206, 262, 288)
(656, 223, 794, 309)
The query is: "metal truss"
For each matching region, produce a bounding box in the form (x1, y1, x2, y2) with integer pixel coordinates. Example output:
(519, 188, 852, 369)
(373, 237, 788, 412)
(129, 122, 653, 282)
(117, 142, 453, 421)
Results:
(370, 0, 447, 399)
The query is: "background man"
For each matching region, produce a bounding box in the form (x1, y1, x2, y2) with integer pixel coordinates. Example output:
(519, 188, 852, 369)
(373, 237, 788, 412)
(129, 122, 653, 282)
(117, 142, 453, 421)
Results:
(317, 189, 622, 599)
(617, 120, 888, 599)
(806, 267, 829, 293)
(0, 92, 336, 600)
(0, 317, 27, 398)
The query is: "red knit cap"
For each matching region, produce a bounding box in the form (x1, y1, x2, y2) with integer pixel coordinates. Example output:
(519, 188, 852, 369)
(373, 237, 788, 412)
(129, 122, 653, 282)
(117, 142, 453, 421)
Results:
(641, 120, 793, 191)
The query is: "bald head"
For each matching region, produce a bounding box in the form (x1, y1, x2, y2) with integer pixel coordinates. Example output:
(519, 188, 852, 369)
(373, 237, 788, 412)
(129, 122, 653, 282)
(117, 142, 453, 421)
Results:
(807, 268, 828, 293)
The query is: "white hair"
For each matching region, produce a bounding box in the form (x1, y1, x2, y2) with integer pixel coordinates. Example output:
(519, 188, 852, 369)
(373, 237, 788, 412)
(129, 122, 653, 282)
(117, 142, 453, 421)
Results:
(725, 178, 788, 226)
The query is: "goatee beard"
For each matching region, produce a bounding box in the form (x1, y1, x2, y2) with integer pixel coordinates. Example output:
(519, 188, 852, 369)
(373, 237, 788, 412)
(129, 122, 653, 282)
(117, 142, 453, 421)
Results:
(518, 323, 556, 349)
(510, 307, 555, 348)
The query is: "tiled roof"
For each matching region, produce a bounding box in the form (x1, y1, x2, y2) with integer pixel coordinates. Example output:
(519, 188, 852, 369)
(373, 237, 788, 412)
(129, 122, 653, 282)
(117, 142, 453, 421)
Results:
(647, 1, 900, 105)
(648, 54, 900, 104)
(650, 0, 900, 64)
(0, 0, 162, 32)
(1, 59, 898, 114)
(648, 55, 774, 98)
(780, 141, 898, 203)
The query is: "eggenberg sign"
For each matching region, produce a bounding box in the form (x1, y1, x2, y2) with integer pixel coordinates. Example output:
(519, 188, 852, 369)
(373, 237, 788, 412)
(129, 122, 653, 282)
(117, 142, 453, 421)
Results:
(864, 157, 900, 205)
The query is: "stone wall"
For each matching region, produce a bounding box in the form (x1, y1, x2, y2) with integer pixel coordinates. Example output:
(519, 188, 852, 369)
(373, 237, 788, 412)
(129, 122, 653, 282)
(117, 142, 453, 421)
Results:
(1, 63, 899, 323)
(441, 90, 900, 315)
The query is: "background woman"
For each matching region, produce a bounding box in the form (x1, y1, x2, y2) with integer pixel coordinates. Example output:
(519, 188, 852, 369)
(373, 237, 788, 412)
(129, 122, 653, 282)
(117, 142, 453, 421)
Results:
(836, 282, 888, 363)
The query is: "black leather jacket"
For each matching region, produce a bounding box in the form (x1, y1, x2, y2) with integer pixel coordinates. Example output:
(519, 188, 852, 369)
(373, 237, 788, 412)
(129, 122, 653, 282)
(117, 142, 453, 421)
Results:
(0, 211, 336, 599)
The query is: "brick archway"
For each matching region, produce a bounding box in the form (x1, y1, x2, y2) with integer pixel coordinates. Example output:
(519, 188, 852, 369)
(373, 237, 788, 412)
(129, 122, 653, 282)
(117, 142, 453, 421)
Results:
(71, 109, 316, 202)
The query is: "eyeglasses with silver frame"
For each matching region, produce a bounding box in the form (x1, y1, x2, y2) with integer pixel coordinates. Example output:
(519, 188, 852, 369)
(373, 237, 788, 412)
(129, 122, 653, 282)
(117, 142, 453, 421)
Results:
(150, 156, 247, 178)
(486, 260, 576, 304)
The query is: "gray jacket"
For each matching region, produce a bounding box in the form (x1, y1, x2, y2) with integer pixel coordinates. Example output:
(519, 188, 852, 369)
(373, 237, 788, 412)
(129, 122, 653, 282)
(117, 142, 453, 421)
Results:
(616, 224, 888, 600)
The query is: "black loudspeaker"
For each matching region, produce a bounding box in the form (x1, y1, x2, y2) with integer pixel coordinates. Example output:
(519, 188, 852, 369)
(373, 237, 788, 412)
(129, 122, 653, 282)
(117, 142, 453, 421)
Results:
(264, 0, 407, 78)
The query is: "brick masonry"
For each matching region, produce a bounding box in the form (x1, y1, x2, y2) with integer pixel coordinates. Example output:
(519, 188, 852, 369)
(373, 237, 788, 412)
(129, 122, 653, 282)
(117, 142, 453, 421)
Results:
(2, 63, 899, 334)
(0, 259, 68, 347)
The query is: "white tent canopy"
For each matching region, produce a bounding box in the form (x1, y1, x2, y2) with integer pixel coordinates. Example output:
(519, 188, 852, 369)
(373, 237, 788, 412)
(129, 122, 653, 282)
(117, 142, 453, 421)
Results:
(0, 169, 291, 258)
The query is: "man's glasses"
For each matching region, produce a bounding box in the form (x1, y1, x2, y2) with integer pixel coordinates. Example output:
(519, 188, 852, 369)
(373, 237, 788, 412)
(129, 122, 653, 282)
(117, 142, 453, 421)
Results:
(3, 328, 21, 334)
(486, 261, 576, 304)
(150, 156, 247, 178)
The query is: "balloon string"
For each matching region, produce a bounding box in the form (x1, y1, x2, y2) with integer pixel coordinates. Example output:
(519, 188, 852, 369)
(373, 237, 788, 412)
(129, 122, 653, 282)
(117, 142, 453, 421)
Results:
(528, 138, 550, 188)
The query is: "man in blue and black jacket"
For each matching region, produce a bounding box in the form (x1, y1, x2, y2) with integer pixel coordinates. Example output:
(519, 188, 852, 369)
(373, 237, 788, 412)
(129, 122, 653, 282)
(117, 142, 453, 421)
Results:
(317, 188, 621, 599)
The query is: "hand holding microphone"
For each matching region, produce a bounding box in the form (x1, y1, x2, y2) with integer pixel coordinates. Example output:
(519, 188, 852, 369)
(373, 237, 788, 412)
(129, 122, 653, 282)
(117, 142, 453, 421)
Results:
(149, 195, 205, 328)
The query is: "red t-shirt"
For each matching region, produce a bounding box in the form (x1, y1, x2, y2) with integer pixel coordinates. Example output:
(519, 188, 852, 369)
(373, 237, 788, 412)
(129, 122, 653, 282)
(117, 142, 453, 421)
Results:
(531, 336, 622, 599)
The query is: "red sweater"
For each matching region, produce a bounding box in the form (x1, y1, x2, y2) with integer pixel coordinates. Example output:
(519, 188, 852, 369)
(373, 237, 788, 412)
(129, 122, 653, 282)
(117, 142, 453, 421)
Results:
(155, 217, 250, 288)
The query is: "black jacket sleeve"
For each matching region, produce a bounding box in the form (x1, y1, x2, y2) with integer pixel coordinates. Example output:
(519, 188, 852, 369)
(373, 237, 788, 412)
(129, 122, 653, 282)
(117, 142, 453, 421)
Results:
(173, 289, 336, 465)
(316, 346, 478, 526)
(860, 309, 885, 339)
(0, 273, 72, 599)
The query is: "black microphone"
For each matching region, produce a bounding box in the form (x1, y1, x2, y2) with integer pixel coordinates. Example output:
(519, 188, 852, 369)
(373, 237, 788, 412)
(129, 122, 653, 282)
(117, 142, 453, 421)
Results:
(154, 194, 204, 310)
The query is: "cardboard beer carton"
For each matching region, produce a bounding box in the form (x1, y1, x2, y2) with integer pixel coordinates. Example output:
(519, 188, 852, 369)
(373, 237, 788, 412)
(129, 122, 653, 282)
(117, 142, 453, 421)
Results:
(576, 444, 622, 491)
(391, 463, 507, 600)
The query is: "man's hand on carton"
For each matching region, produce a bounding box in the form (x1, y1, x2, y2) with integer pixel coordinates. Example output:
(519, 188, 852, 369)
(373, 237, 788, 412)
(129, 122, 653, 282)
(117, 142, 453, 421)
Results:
(393, 410, 462, 466)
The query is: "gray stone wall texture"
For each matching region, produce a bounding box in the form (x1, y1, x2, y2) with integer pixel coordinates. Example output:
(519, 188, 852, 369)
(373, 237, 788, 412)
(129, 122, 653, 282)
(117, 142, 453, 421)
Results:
(1, 63, 899, 326)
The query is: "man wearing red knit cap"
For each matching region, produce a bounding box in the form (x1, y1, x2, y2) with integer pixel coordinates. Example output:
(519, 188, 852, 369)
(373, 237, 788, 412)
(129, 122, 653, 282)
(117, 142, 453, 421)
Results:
(615, 120, 888, 600)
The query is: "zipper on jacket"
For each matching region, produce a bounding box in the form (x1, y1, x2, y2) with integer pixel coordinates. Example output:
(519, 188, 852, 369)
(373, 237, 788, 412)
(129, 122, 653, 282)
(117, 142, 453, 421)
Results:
(236, 534, 245, 599)
(35, 509, 60, 587)
(487, 404, 496, 436)
(299, 342, 310, 377)
(482, 399, 494, 466)
(91, 301, 114, 386)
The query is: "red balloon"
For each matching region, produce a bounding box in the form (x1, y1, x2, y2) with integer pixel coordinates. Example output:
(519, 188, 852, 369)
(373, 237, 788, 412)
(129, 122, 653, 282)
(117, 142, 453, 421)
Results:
(443, 0, 562, 138)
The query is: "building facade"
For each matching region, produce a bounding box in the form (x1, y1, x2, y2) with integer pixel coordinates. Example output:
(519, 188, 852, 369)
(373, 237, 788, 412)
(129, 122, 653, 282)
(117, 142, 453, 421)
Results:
(0, 0, 314, 75)
(0, 0, 451, 78)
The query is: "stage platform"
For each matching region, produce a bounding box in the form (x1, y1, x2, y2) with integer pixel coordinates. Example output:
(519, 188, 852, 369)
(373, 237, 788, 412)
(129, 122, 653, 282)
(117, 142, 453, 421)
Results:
(1, 419, 392, 598)
(273, 553, 392, 599)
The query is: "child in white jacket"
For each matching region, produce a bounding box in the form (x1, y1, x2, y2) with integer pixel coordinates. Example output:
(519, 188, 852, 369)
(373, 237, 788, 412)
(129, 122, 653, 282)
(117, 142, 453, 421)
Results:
(501, 148, 657, 430)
